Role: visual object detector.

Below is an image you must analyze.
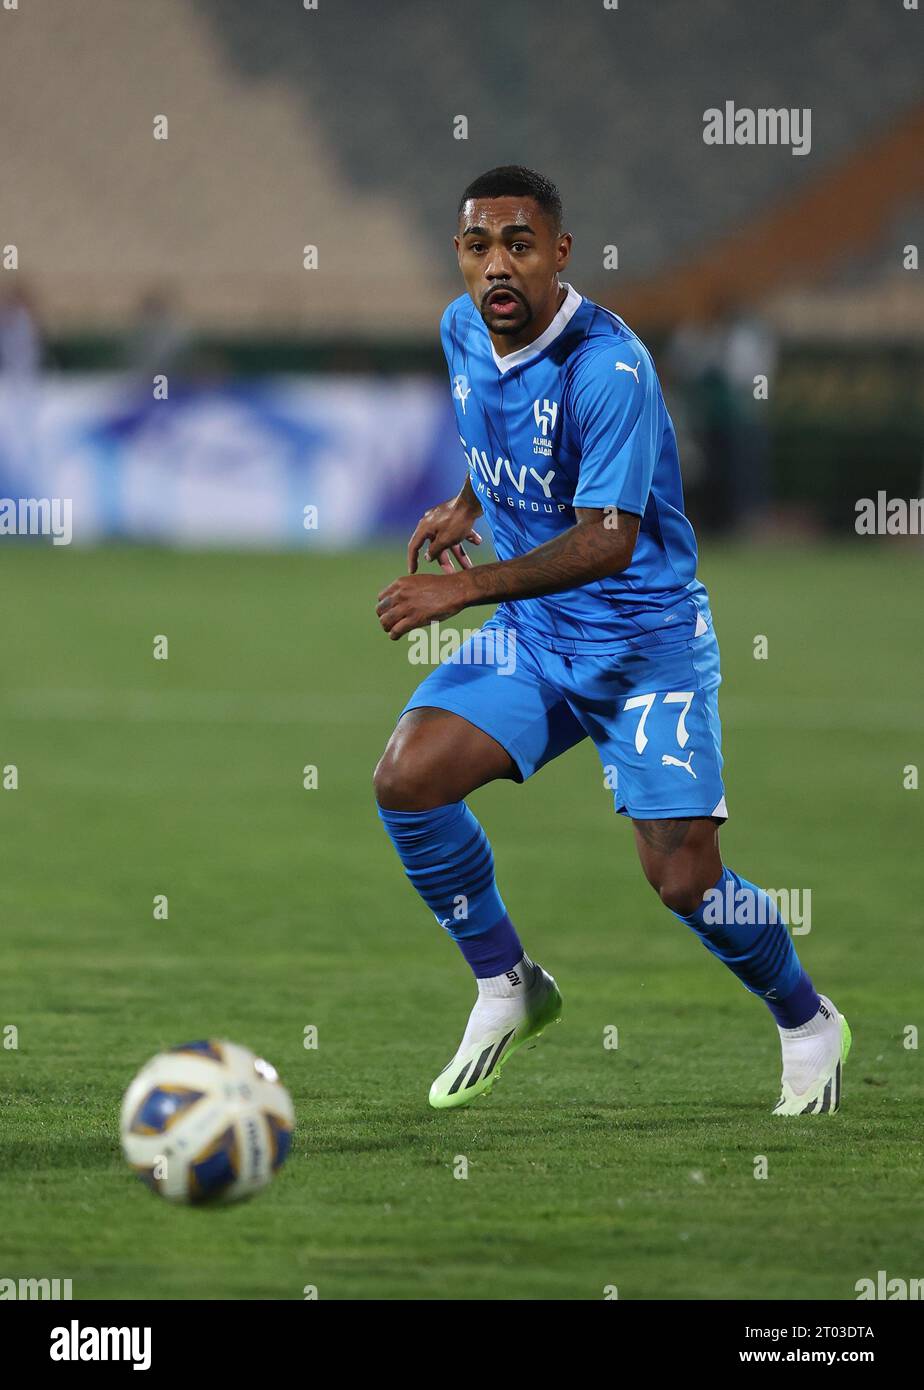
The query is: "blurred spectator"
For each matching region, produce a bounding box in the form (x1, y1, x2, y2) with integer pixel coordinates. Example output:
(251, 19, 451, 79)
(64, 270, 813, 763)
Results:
(723, 298, 777, 535)
(667, 292, 776, 536)
(124, 288, 194, 380)
(0, 284, 43, 377)
(0, 285, 43, 484)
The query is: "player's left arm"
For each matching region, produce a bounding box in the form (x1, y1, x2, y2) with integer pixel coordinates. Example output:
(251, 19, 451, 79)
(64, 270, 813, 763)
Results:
(376, 508, 639, 638)
(377, 343, 657, 639)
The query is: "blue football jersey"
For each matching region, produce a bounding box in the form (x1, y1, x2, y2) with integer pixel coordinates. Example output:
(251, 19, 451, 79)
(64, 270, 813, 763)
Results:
(441, 283, 711, 649)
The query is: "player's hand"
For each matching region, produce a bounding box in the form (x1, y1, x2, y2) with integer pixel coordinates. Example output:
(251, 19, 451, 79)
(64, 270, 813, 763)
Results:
(407, 498, 482, 575)
(376, 571, 468, 640)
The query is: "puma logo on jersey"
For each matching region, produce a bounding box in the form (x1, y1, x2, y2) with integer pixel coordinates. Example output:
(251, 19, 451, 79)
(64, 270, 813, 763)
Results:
(453, 374, 472, 413)
(614, 359, 641, 383)
(661, 751, 696, 778)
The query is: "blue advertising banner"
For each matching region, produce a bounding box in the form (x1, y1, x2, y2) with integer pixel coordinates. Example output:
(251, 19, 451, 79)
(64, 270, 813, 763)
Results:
(0, 376, 463, 547)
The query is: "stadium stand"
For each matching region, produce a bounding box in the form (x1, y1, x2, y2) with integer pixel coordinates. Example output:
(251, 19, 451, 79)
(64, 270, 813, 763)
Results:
(1, 0, 920, 336)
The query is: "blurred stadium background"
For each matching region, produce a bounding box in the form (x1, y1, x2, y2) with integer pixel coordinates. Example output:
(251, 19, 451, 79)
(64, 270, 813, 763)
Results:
(2, 1, 924, 1302)
(0, 0, 921, 543)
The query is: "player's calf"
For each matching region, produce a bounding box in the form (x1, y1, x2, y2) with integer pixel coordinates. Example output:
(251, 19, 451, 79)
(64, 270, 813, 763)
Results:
(375, 708, 560, 1105)
(633, 817, 851, 1113)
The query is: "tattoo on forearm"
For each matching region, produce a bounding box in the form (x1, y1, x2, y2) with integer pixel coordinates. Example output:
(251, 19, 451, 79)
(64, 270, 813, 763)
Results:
(464, 518, 633, 605)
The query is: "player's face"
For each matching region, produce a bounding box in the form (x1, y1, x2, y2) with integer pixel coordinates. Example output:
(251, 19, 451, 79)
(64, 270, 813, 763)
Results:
(455, 196, 571, 341)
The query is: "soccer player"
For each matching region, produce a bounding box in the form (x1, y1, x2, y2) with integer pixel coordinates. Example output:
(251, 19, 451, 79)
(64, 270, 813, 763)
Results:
(374, 166, 850, 1115)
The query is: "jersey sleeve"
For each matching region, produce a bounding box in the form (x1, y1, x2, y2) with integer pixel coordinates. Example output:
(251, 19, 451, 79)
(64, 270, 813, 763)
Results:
(439, 302, 455, 371)
(570, 345, 661, 515)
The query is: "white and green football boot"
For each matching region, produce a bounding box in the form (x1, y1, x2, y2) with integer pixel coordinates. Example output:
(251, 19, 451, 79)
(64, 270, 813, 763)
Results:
(429, 960, 562, 1109)
(773, 994, 851, 1116)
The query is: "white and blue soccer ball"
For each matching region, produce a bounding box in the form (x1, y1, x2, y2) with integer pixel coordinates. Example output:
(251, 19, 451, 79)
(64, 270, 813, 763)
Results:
(120, 1040, 295, 1204)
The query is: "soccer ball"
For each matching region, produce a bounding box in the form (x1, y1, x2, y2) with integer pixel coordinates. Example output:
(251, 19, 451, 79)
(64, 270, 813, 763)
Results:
(120, 1040, 295, 1204)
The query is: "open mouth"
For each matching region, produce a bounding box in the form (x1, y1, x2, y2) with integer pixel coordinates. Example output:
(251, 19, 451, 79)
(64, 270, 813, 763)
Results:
(485, 289, 522, 317)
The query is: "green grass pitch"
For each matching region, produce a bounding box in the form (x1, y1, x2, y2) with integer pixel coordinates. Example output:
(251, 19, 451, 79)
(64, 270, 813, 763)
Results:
(1, 541, 921, 1300)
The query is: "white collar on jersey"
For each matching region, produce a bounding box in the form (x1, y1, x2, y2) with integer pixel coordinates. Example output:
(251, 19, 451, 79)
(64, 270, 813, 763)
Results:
(489, 281, 583, 374)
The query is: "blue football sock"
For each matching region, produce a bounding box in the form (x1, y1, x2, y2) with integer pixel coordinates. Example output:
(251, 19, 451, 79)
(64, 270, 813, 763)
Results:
(671, 866, 820, 1027)
(377, 802, 523, 978)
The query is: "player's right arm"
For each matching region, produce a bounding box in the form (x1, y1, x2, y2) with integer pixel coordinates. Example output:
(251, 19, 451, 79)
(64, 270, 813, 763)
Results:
(407, 475, 483, 575)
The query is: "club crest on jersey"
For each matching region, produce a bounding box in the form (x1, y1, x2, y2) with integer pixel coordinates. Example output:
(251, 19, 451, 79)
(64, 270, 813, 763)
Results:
(532, 399, 558, 457)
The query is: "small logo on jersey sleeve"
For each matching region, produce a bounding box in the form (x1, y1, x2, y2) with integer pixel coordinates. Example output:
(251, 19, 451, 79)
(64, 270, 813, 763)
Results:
(452, 374, 472, 413)
(614, 359, 641, 384)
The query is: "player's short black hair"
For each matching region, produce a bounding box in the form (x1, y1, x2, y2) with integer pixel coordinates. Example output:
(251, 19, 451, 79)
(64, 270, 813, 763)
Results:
(457, 166, 562, 230)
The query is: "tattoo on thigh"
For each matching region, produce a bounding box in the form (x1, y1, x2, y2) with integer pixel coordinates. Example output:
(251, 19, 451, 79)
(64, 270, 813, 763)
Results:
(634, 818, 693, 854)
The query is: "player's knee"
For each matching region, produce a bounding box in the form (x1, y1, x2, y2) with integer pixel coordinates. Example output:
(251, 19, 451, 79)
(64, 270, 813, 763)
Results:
(373, 740, 434, 811)
(374, 746, 413, 810)
(658, 882, 703, 918)
(654, 869, 715, 918)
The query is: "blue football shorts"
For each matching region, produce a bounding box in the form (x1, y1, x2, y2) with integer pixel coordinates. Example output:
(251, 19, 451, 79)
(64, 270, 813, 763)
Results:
(400, 599, 727, 822)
